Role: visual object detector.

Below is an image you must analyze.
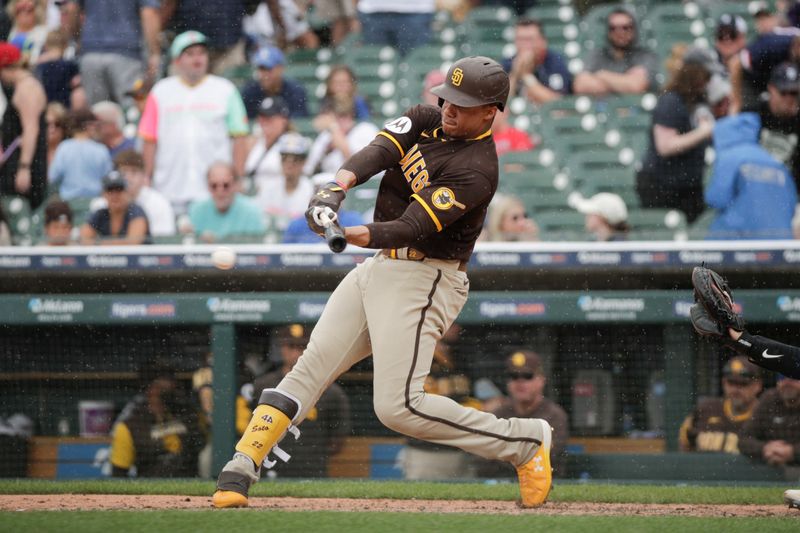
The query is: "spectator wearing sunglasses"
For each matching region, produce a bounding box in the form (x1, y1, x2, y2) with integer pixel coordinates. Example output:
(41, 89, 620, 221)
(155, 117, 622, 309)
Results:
(184, 161, 266, 243)
(80, 171, 150, 245)
(474, 350, 569, 477)
(482, 194, 539, 242)
(573, 8, 659, 96)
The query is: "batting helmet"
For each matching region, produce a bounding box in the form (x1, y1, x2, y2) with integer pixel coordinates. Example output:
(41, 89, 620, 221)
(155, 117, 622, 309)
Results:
(430, 56, 510, 111)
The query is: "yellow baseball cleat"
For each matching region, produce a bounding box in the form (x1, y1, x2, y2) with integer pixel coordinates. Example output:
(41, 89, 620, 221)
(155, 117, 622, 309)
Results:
(516, 419, 553, 508)
(212, 490, 249, 508)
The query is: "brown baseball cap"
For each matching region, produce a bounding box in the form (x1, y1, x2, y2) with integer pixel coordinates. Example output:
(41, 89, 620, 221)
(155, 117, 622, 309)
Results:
(430, 56, 510, 111)
(723, 356, 762, 384)
(278, 323, 310, 347)
(506, 350, 543, 378)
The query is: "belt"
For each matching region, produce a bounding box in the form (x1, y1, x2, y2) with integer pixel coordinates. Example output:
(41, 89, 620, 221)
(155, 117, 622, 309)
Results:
(381, 247, 467, 272)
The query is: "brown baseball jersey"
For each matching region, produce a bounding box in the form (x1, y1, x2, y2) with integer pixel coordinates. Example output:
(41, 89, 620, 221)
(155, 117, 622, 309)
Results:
(342, 104, 498, 261)
(678, 397, 753, 454)
(739, 388, 800, 464)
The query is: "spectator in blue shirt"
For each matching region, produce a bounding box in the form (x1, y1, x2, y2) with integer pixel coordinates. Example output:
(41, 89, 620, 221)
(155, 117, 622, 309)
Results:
(283, 209, 363, 244)
(49, 108, 113, 201)
(240, 46, 309, 120)
(186, 161, 266, 242)
(503, 18, 572, 105)
(706, 113, 797, 240)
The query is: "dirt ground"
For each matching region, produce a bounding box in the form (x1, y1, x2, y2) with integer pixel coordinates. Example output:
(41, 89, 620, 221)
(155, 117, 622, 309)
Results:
(0, 495, 795, 517)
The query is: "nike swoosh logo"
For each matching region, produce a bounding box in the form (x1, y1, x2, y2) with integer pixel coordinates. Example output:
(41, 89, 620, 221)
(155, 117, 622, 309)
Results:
(763, 349, 784, 359)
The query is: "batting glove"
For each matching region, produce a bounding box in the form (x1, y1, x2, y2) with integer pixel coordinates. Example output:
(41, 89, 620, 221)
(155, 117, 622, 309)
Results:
(308, 181, 346, 212)
(305, 205, 339, 235)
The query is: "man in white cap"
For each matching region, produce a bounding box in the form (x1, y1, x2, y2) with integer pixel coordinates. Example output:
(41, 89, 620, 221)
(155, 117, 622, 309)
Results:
(573, 192, 629, 241)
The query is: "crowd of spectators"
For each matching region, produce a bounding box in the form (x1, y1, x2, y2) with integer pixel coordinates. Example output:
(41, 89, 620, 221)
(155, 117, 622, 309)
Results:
(0, 1, 798, 246)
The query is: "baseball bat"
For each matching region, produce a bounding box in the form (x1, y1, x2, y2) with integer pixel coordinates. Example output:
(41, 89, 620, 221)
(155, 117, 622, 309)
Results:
(319, 211, 347, 253)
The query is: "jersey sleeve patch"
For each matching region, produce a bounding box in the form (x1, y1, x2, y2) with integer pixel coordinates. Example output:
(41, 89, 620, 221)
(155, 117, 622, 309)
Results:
(431, 187, 466, 211)
(384, 116, 412, 134)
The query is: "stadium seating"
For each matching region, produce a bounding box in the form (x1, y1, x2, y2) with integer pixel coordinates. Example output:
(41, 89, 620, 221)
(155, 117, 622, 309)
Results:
(1, 195, 32, 245)
(0, 0, 763, 247)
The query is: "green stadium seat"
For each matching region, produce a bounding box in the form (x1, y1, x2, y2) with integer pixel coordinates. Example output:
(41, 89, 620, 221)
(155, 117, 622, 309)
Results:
(343, 44, 398, 69)
(553, 130, 616, 161)
(533, 209, 586, 241)
(67, 197, 96, 227)
(351, 61, 396, 83)
(500, 168, 565, 198)
(344, 185, 379, 215)
(221, 64, 254, 88)
(516, 188, 570, 211)
(286, 47, 332, 65)
(687, 208, 717, 240)
(293, 117, 318, 138)
(538, 113, 604, 145)
(461, 41, 513, 63)
(535, 209, 584, 231)
(627, 207, 687, 232)
(537, 95, 593, 121)
(565, 150, 638, 190)
(1, 195, 32, 244)
(526, 5, 581, 54)
(465, 5, 516, 39)
(607, 112, 651, 139)
(596, 93, 657, 119)
(499, 149, 560, 177)
(284, 63, 324, 86)
(526, 5, 578, 26)
(402, 44, 454, 69)
(151, 234, 190, 245)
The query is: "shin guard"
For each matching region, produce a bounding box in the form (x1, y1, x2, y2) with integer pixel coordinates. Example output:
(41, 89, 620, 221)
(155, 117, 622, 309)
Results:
(234, 389, 301, 467)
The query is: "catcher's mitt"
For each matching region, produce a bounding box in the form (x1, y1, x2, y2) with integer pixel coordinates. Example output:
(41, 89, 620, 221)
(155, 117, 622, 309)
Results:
(690, 266, 745, 337)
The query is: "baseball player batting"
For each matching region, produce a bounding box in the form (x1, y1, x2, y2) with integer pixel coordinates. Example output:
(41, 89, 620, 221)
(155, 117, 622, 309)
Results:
(212, 56, 552, 509)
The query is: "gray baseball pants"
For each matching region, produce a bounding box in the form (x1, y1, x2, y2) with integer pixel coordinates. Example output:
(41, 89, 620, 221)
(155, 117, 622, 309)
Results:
(277, 252, 545, 467)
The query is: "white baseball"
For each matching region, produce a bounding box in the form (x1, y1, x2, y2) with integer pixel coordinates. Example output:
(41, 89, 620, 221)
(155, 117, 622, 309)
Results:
(211, 246, 237, 270)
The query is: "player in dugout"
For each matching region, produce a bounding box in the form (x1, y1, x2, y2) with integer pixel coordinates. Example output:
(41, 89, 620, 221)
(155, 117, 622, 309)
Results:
(212, 56, 553, 509)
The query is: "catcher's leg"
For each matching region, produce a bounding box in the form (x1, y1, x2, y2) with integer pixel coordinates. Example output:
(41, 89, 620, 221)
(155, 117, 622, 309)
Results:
(214, 263, 372, 508)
